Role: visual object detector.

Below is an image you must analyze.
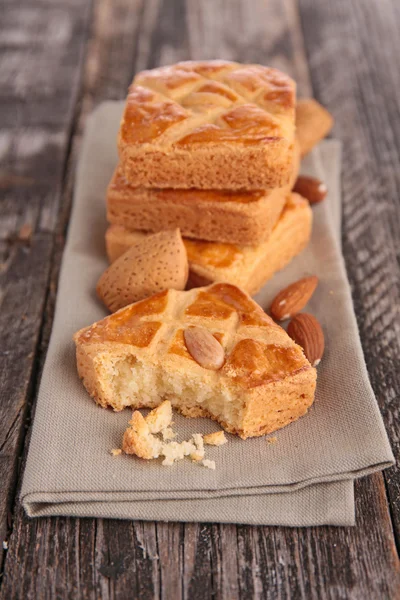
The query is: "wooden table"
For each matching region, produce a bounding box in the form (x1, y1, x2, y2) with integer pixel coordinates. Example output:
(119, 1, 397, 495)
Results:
(1, 1, 399, 598)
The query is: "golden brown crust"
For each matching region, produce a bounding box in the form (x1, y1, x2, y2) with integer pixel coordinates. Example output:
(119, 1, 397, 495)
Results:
(107, 141, 300, 246)
(107, 169, 286, 246)
(74, 283, 317, 438)
(105, 193, 312, 296)
(296, 98, 333, 156)
(118, 60, 296, 189)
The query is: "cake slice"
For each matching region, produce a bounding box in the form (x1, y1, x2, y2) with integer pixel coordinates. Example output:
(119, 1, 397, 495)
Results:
(74, 283, 317, 439)
(296, 98, 333, 156)
(106, 193, 312, 296)
(108, 141, 300, 246)
(118, 60, 296, 190)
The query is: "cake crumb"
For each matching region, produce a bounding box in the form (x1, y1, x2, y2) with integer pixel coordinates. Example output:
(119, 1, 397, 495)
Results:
(122, 411, 162, 459)
(121, 403, 225, 469)
(146, 400, 172, 434)
(191, 433, 205, 461)
(161, 440, 196, 466)
(2, 540, 8, 550)
(202, 459, 216, 470)
(161, 427, 176, 441)
(204, 431, 227, 446)
(266, 436, 277, 445)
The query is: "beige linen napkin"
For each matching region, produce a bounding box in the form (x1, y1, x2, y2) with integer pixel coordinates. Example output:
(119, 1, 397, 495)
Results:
(21, 103, 393, 526)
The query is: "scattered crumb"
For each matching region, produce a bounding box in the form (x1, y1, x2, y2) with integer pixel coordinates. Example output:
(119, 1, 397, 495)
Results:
(122, 411, 162, 459)
(18, 224, 32, 242)
(266, 436, 277, 445)
(202, 459, 216, 470)
(2, 540, 8, 550)
(161, 427, 176, 441)
(146, 400, 172, 434)
(121, 403, 225, 469)
(161, 440, 196, 466)
(191, 433, 205, 461)
(204, 431, 227, 446)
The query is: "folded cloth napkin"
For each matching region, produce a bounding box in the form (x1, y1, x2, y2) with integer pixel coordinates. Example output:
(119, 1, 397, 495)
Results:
(20, 103, 394, 526)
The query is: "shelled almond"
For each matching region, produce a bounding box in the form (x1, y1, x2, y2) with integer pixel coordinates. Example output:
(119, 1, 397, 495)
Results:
(293, 175, 327, 204)
(184, 327, 225, 370)
(287, 313, 325, 367)
(270, 276, 318, 321)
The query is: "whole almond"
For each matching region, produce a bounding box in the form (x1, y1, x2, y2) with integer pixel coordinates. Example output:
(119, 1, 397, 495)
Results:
(270, 276, 318, 321)
(287, 313, 325, 367)
(184, 327, 225, 370)
(293, 175, 327, 204)
(18, 223, 33, 243)
(97, 229, 188, 312)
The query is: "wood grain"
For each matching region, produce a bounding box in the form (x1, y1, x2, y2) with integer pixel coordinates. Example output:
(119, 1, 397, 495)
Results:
(299, 0, 400, 542)
(0, 0, 399, 598)
(0, 0, 93, 560)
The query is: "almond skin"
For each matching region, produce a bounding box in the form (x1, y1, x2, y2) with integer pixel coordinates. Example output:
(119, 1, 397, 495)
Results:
(270, 276, 318, 321)
(18, 223, 33, 243)
(287, 313, 325, 367)
(184, 327, 225, 370)
(97, 228, 188, 312)
(293, 175, 327, 204)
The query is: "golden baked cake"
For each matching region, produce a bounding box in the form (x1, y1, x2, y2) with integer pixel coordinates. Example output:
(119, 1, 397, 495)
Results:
(74, 283, 317, 439)
(106, 193, 312, 296)
(108, 140, 300, 246)
(296, 98, 333, 156)
(118, 60, 296, 190)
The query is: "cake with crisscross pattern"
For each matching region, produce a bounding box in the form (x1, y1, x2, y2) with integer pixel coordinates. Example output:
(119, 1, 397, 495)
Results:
(74, 283, 316, 438)
(105, 193, 312, 296)
(107, 139, 300, 246)
(118, 60, 296, 190)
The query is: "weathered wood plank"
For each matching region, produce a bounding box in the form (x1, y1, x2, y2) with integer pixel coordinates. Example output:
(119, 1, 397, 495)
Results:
(0, 236, 52, 552)
(0, 0, 93, 566)
(299, 0, 400, 542)
(2, 477, 398, 599)
(0, 0, 399, 598)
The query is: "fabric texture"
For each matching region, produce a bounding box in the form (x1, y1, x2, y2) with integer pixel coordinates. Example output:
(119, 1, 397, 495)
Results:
(20, 102, 393, 526)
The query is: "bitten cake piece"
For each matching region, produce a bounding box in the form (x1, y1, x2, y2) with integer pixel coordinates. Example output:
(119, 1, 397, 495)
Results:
(97, 229, 188, 312)
(74, 283, 317, 439)
(118, 60, 296, 190)
(106, 193, 312, 296)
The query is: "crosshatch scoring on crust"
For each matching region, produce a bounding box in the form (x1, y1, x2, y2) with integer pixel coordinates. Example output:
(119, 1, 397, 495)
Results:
(117, 61, 296, 190)
(121, 61, 295, 147)
(74, 283, 317, 438)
